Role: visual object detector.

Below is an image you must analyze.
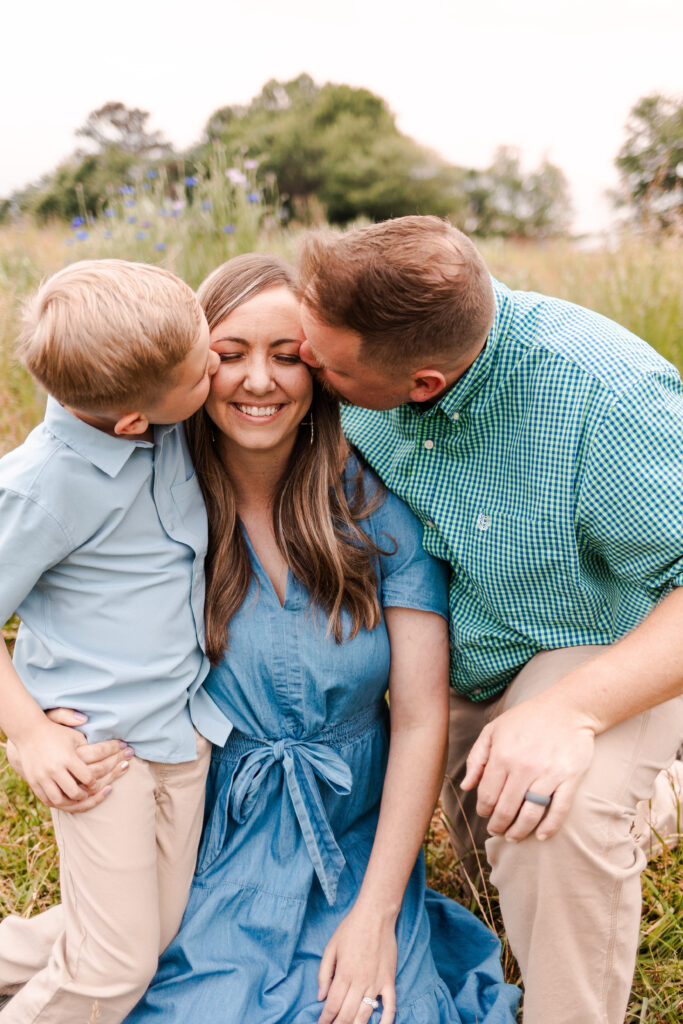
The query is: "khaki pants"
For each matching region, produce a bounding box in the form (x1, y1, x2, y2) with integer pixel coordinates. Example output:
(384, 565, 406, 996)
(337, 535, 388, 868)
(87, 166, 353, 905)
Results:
(0, 733, 210, 1024)
(441, 646, 683, 1024)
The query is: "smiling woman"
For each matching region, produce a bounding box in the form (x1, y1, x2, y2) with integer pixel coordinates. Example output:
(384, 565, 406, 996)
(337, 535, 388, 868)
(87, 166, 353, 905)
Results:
(207, 286, 311, 459)
(120, 252, 519, 1024)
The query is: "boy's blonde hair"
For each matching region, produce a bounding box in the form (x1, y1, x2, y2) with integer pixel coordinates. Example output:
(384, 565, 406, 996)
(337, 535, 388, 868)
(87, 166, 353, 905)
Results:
(18, 259, 204, 411)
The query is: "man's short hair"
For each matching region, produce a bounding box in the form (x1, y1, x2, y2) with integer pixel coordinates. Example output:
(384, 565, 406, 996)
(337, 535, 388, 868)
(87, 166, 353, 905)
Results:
(18, 259, 204, 411)
(299, 216, 495, 370)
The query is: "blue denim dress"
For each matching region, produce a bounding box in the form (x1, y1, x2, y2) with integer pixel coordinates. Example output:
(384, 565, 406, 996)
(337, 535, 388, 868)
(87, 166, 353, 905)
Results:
(125, 468, 520, 1024)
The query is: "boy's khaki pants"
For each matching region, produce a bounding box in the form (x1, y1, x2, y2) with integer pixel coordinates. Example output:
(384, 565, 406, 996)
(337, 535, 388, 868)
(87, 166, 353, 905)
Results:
(0, 732, 211, 1024)
(442, 646, 683, 1024)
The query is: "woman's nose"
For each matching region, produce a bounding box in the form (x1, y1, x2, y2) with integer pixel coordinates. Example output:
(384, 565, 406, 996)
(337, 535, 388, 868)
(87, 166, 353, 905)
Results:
(244, 356, 276, 393)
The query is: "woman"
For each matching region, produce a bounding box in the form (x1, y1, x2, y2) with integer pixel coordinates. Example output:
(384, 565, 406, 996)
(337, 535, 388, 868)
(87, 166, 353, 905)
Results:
(123, 254, 519, 1024)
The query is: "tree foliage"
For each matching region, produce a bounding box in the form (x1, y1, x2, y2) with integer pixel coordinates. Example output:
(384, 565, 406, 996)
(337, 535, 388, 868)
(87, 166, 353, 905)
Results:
(200, 75, 467, 224)
(462, 147, 572, 239)
(76, 102, 171, 157)
(614, 93, 683, 232)
(17, 104, 172, 223)
(9, 83, 573, 239)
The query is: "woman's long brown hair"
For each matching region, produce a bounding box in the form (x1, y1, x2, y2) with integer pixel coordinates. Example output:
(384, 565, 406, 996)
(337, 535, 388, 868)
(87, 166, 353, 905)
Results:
(188, 253, 385, 664)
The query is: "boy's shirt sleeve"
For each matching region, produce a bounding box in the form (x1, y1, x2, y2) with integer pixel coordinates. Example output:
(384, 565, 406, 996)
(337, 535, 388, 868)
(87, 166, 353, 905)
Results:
(0, 487, 72, 626)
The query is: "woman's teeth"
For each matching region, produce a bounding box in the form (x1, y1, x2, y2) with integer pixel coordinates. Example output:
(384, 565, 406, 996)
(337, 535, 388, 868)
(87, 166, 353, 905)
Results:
(235, 404, 281, 417)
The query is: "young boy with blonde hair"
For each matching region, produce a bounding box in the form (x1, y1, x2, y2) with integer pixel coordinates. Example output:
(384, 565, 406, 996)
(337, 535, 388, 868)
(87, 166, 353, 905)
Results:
(0, 260, 230, 1023)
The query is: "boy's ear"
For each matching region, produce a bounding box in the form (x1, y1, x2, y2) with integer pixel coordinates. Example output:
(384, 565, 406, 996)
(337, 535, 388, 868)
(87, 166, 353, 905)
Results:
(113, 411, 151, 437)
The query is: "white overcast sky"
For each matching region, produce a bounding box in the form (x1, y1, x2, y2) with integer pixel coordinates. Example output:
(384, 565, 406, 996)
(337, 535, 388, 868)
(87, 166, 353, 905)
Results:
(2, 0, 681, 232)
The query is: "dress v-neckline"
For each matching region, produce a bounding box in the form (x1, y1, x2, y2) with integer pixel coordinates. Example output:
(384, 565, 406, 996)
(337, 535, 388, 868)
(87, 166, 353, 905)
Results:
(240, 521, 290, 609)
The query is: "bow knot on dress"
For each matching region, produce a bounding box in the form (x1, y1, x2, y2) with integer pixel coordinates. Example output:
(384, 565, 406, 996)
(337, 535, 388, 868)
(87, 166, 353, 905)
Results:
(201, 733, 354, 906)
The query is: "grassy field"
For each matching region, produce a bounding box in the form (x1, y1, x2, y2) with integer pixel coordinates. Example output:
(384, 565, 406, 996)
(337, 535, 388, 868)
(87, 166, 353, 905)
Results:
(0, 214, 682, 1021)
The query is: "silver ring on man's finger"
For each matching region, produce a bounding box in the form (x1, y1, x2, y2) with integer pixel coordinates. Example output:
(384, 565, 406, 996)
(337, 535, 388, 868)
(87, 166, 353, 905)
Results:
(362, 996, 380, 1010)
(524, 790, 552, 807)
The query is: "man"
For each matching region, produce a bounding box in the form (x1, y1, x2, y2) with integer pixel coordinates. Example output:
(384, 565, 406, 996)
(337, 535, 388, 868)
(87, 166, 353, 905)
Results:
(297, 215, 683, 1024)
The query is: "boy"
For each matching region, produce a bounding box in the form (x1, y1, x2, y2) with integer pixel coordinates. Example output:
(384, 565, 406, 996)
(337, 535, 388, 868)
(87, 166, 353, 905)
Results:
(0, 260, 230, 1023)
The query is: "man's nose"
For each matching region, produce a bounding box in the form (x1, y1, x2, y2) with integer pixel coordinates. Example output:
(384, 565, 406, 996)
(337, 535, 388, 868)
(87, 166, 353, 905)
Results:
(208, 350, 220, 376)
(299, 340, 321, 369)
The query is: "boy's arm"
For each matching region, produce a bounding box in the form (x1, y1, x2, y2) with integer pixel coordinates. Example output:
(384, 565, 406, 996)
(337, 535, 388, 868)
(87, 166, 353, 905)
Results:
(0, 641, 99, 805)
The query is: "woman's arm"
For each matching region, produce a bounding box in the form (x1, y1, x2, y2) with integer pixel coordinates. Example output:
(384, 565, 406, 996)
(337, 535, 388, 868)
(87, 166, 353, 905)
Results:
(318, 606, 449, 1024)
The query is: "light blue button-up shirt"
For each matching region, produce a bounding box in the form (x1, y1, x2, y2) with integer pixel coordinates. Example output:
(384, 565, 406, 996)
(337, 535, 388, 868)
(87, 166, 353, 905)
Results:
(0, 398, 231, 762)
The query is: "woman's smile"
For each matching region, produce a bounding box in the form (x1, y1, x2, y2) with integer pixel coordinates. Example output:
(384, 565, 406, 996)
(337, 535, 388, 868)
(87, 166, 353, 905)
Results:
(232, 402, 286, 421)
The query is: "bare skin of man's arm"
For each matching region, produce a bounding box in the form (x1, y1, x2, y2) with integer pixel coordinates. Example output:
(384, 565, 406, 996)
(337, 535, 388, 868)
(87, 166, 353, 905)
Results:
(462, 586, 683, 840)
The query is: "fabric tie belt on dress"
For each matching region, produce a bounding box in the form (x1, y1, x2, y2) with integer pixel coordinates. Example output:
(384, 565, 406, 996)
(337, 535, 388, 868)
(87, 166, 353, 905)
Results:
(198, 702, 386, 907)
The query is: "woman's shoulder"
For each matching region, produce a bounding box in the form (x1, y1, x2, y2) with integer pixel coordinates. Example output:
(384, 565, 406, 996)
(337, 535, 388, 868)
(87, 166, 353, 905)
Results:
(341, 448, 423, 543)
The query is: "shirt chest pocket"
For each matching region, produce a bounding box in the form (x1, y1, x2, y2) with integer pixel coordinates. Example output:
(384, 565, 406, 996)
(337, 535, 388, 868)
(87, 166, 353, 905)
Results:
(451, 508, 603, 625)
(170, 476, 208, 558)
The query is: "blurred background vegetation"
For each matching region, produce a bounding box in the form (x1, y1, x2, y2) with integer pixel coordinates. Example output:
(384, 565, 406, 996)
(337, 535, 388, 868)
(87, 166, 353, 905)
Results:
(2, 76, 680, 238)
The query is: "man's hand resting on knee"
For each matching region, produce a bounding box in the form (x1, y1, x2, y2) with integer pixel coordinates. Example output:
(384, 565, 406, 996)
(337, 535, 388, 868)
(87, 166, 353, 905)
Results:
(460, 692, 596, 842)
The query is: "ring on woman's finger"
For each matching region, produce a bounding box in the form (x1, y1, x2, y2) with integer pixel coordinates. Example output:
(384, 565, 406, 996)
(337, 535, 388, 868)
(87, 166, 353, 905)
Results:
(361, 996, 380, 1009)
(524, 790, 552, 807)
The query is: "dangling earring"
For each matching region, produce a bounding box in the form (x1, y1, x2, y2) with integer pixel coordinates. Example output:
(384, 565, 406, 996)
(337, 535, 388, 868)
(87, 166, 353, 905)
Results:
(301, 411, 315, 445)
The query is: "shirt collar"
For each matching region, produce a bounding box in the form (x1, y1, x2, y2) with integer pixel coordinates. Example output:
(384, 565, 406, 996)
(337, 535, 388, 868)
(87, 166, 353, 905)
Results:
(397, 277, 514, 424)
(43, 396, 154, 478)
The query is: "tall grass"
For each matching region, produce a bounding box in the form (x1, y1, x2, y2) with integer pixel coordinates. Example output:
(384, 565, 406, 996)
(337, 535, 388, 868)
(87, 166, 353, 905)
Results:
(0, 200, 681, 1021)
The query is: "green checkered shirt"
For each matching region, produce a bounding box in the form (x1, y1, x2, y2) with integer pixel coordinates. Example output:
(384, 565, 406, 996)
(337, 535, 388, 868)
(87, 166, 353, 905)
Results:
(342, 279, 683, 700)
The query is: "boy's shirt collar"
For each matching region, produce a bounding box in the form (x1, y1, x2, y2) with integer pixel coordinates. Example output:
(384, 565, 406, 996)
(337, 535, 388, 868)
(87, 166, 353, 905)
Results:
(43, 396, 174, 478)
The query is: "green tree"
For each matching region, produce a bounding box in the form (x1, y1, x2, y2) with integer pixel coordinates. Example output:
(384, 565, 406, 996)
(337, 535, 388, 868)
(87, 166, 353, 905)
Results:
(614, 93, 683, 232)
(462, 147, 572, 239)
(76, 102, 171, 157)
(200, 75, 467, 224)
(17, 104, 174, 223)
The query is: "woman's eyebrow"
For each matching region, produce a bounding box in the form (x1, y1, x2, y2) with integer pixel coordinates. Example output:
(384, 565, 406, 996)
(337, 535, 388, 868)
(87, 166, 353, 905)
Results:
(210, 337, 300, 346)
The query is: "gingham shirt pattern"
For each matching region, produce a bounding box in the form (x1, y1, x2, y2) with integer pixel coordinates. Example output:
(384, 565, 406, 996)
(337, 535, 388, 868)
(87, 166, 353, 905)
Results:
(342, 279, 683, 700)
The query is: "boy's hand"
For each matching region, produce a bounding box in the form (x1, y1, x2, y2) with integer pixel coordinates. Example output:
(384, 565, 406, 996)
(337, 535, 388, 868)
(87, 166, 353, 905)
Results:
(6, 710, 133, 813)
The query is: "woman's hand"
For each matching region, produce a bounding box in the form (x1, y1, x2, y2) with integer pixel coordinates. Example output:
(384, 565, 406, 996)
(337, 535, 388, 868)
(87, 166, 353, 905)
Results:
(6, 708, 133, 813)
(317, 903, 397, 1024)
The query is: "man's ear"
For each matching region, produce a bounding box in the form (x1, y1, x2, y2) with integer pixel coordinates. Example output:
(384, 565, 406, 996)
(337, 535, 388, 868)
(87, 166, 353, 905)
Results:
(113, 411, 151, 437)
(408, 369, 448, 404)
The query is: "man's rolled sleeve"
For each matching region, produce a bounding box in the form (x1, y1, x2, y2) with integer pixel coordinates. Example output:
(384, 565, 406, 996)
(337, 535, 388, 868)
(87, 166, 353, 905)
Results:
(0, 488, 72, 625)
(577, 373, 683, 597)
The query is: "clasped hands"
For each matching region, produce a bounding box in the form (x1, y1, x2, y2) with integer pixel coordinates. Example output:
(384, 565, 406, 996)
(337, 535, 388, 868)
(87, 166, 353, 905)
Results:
(461, 692, 598, 842)
(5, 708, 132, 813)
